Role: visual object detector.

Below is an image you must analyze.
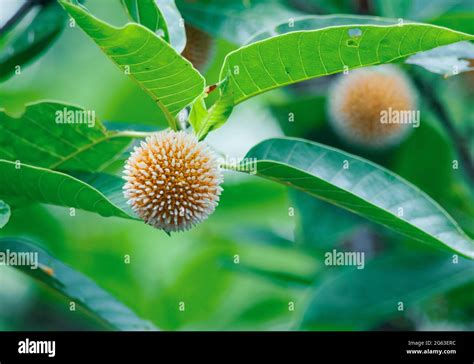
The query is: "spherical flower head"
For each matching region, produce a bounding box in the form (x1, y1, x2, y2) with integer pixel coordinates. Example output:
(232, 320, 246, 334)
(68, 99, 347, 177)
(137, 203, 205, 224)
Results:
(328, 65, 418, 148)
(181, 25, 215, 72)
(123, 130, 223, 233)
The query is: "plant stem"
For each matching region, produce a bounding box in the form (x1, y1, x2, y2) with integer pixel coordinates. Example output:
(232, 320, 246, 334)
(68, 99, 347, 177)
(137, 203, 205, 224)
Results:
(412, 73, 474, 183)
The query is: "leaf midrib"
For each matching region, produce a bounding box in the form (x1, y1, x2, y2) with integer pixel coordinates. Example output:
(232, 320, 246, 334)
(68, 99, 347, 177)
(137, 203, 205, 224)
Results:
(252, 159, 467, 241)
(220, 23, 474, 104)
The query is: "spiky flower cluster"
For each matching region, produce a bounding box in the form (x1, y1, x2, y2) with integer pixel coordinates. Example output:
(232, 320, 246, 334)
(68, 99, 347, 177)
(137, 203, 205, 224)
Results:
(328, 65, 417, 148)
(181, 25, 215, 72)
(123, 131, 223, 232)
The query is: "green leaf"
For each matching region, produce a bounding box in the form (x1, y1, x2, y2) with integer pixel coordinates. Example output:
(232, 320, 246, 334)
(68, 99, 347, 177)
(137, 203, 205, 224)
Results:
(219, 23, 474, 105)
(301, 249, 474, 329)
(0, 200, 10, 228)
(59, 0, 205, 126)
(176, 0, 301, 45)
(121, 0, 186, 53)
(235, 138, 474, 259)
(189, 80, 234, 140)
(0, 101, 144, 172)
(0, 160, 134, 219)
(72, 172, 136, 217)
(406, 41, 474, 76)
(0, 238, 157, 330)
(0, 1, 67, 80)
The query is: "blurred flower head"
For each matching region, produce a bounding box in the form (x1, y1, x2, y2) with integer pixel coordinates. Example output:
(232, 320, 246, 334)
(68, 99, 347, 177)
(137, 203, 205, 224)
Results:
(328, 65, 418, 148)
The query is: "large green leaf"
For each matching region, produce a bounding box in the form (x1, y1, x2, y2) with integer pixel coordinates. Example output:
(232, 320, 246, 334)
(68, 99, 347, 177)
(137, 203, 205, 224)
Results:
(59, 0, 205, 125)
(121, 0, 186, 52)
(176, 0, 301, 45)
(219, 23, 474, 105)
(0, 101, 144, 172)
(233, 138, 474, 258)
(301, 249, 474, 329)
(0, 238, 157, 330)
(0, 160, 134, 219)
(0, 1, 67, 80)
(0, 200, 10, 228)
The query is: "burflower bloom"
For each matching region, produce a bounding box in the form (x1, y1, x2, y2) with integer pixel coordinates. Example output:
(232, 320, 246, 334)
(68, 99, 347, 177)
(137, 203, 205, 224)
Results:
(181, 25, 215, 72)
(123, 131, 223, 232)
(328, 65, 418, 148)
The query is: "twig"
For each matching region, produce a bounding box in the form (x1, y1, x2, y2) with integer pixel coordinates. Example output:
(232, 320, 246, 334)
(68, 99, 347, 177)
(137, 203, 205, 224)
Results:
(412, 73, 474, 183)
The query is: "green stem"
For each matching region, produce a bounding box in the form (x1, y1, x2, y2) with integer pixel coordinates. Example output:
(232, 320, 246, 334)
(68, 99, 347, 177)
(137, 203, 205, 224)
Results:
(412, 73, 474, 183)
